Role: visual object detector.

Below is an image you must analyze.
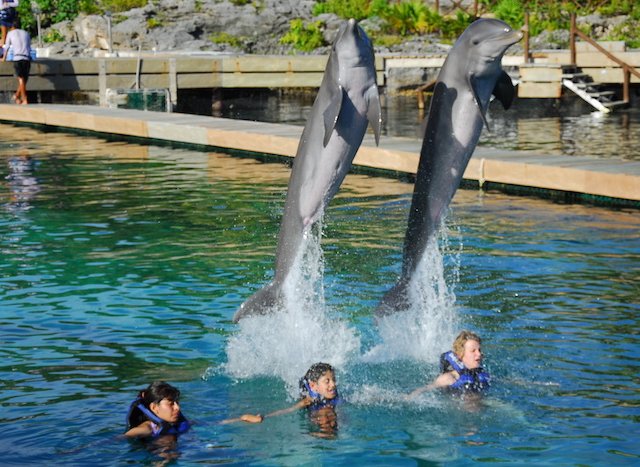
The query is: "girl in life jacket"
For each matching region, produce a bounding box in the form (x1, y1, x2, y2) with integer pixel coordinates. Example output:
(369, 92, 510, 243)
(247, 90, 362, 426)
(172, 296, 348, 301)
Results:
(408, 330, 490, 398)
(125, 381, 191, 438)
(222, 362, 340, 425)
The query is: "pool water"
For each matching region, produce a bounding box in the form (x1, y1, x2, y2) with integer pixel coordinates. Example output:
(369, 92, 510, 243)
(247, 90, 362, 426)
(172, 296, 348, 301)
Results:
(1, 123, 639, 465)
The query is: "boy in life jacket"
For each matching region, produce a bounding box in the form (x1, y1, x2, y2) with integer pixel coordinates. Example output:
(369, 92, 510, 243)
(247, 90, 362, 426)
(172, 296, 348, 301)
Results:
(223, 362, 340, 429)
(125, 381, 191, 438)
(408, 330, 490, 398)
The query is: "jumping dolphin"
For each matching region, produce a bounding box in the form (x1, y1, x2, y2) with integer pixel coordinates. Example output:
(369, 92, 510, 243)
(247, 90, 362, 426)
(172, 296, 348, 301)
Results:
(234, 19, 381, 322)
(376, 19, 522, 316)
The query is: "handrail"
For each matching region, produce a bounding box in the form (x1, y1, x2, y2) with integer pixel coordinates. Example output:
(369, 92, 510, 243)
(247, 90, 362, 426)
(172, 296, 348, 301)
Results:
(570, 12, 639, 103)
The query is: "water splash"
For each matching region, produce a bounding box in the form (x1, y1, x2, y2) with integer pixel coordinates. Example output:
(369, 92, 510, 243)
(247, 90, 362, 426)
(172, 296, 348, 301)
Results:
(363, 229, 460, 364)
(225, 219, 461, 396)
(225, 222, 360, 392)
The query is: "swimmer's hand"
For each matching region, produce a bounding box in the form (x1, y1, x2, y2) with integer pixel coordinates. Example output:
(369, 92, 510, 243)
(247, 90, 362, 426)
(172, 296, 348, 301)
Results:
(219, 413, 263, 424)
(240, 414, 263, 423)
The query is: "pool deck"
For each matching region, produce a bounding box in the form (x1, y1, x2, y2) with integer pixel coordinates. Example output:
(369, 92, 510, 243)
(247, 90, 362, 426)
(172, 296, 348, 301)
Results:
(1, 103, 638, 206)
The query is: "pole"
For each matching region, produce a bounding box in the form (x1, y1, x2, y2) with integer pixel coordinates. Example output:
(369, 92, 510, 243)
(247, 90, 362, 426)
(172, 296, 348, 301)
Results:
(106, 11, 113, 55)
(570, 13, 577, 67)
(524, 12, 531, 64)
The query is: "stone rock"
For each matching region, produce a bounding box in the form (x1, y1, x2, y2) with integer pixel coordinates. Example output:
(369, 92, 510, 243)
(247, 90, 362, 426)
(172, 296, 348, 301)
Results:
(37, 1, 632, 57)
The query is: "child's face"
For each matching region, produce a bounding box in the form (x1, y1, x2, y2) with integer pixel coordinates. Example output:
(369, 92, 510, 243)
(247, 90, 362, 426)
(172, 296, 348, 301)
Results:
(461, 339, 483, 370)
(151, 398, 181, 423)
(309, 370, 337, 400)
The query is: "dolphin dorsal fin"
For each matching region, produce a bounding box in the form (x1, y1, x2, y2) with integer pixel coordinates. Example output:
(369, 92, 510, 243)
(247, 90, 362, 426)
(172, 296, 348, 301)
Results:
(366, 85, 382, 146)
(492, 71, 516, 110)
(468, 74, 491, 132)
(323, 84, 344, 147)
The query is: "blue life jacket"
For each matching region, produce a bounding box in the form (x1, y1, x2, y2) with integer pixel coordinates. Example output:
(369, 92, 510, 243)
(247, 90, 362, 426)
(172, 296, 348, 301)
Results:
(440, 351, 490, 393)
(299, 378, 341, 410)
(126, 398, 191, 437)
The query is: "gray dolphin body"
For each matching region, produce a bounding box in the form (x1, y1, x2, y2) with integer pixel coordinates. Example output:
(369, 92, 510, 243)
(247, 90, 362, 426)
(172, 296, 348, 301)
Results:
(234, 19, 381, 322)
(376, 19, 522, 316)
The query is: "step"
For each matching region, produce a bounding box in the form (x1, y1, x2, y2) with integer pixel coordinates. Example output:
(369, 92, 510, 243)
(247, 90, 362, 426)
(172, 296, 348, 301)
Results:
(602, 100, 628, 108)
(576, 82, 604, 90)
(588, 90, 616, 97)
(562, 72, 591, 81)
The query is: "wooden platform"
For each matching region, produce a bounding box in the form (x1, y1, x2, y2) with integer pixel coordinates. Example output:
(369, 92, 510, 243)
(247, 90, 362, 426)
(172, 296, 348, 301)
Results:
(0, 103, 638, 207)
(0, 47, 637, 102)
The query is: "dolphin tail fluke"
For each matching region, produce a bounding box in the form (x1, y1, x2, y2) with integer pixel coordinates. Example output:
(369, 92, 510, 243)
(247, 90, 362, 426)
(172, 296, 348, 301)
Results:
(374, 279, 412, 318)
(233, 283, 283, 323)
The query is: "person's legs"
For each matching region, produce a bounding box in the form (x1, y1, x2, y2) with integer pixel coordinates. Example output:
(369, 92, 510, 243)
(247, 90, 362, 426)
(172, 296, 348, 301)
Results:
(17, 77, 27, 104)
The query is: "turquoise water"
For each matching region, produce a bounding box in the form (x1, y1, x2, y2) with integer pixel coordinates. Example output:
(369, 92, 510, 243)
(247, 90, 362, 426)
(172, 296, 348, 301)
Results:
(1, 123, 639, 465)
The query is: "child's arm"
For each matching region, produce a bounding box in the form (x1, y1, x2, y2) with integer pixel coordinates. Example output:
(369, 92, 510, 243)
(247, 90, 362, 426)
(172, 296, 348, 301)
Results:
(220, 398, 311, 424)
(407, 372, 457, 399)
(219, 413, 264, 424)
(124, 421, 154, 438)
(263, 398, 309, 419)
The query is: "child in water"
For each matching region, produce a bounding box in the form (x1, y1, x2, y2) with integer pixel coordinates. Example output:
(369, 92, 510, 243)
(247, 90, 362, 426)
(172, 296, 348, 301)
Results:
(224, 362, 340, 426)
(408, 330, 490, 398)
(125, 381, 191, 438)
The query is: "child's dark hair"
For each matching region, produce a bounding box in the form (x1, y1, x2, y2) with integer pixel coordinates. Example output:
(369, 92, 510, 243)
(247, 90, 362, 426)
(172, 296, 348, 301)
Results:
(299, 363, 334, 397)
(139, 381, 180, 405)
(127, 381, 180, 429)
(304, 363, 334, 382)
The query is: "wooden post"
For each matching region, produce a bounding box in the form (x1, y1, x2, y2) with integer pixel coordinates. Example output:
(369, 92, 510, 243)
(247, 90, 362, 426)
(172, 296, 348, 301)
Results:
(623, 67, 630, 104)
(169, 58, 178, 109)
(570, 13, 577, 67)
(99, 59, 107, 107)
(524, 12, 531, 64)
(434, 0, 439, 14)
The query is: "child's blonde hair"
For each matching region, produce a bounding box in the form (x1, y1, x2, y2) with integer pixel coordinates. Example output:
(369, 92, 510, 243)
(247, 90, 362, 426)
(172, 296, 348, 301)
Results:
(452, 330, 481, 358)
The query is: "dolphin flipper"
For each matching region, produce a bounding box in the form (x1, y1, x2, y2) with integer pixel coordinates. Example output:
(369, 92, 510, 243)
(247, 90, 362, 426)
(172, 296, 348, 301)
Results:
(492, 71, 516, 110)
(323, 85, 344, 147)
(468, 74, 491, 131)
(366, 85, 382, 146)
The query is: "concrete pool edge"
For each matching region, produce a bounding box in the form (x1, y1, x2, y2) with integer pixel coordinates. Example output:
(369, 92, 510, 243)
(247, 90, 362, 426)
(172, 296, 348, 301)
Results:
(1, 103, 638, 208)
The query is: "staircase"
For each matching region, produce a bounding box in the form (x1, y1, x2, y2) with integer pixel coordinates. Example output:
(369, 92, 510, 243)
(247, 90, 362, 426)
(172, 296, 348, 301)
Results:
(561, 66, 628, 113)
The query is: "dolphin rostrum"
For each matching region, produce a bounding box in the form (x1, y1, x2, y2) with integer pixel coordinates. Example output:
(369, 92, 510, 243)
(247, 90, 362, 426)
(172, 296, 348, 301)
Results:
(376, 18, 522, 316)
(234, 19, 381, 322)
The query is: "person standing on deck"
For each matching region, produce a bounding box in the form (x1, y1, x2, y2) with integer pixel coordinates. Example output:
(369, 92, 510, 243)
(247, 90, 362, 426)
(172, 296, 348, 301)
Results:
(2, 19, 31, 105)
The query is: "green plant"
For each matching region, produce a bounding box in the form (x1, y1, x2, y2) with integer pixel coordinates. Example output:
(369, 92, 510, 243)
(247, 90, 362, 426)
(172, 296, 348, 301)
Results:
(147, 17, 162, 29)
(491, 0, 524, 29)
(210, 32, 245, 48)
(43, 29, 66, 43)
(602, 19, 640, 48)
(100, 0, 148, 12)
(383, 1, 441, 35)
(372, 34, 403, 48)
(280, 19, 326, 52)
(313, 0, 388, 21)
(440, 11, 475, 40)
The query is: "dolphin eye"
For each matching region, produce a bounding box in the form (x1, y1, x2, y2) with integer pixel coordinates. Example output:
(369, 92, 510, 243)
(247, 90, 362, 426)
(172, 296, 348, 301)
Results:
(472, 39, 479, 45)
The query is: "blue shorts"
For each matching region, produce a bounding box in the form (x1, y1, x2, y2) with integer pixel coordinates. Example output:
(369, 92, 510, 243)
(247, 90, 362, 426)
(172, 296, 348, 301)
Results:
(0, 7, 16, 28)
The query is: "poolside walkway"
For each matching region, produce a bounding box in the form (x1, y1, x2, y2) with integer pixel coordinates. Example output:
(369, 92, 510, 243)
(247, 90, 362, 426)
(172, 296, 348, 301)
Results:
(0, 103, 638, 205)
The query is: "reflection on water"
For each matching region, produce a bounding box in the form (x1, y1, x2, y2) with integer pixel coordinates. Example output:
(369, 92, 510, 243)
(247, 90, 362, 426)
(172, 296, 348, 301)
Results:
(0, 124, 639, 465)
(218, 91, 640, 161)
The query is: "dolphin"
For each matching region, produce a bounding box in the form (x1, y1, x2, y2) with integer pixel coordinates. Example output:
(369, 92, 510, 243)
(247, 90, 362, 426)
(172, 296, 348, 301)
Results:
(376, 18, 522, 316)
(234, 19, 382, 322)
